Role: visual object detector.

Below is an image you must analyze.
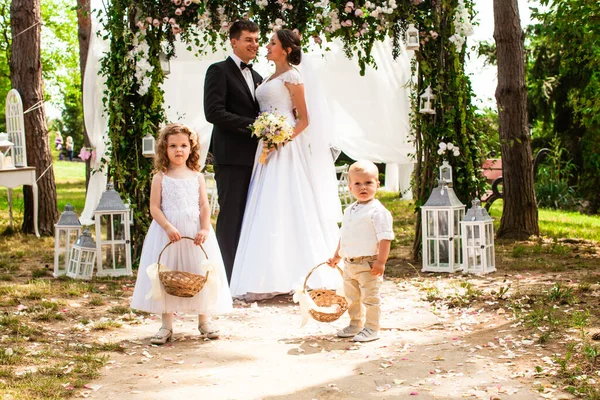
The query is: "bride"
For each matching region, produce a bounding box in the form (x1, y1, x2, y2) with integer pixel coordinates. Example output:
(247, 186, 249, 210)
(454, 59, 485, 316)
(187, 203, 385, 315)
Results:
(229, 29, 342, 301)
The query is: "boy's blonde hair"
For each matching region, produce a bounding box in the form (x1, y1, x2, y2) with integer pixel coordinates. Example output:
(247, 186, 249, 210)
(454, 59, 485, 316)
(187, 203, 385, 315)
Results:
(348, 160, 379, 181)
(154, 123, 201, 173)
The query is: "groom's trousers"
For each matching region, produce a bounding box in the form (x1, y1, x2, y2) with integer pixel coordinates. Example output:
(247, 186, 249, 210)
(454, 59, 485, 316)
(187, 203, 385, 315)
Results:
(214, 164, 253, 284)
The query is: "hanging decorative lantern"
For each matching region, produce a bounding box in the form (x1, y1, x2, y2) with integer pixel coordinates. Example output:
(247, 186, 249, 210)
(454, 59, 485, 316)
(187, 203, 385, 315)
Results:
(419, 86, 436, 115)
(0, 132, 15, 170)
(94, 183, 132, 277)
(460, 199, 496, 275)
(159, 52, 171, 75)
(406, 23, 420, 51)
(439, 160, 453, 186)
(67, 229, 97, 280)
(142, 132, 156, 158)
(5, 89, 27, 167)
(421, 179, 465, 273)
(54, 204, 83, 277)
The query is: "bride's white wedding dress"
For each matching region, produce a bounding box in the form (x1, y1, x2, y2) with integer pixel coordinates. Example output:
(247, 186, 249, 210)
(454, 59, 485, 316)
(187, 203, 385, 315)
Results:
(229, 68, 342, 301)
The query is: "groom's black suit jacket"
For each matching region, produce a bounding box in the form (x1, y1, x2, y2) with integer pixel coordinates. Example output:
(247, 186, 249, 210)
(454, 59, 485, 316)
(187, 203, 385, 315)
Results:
(203, 56, 263, 283)
(204, 56, 263, 166)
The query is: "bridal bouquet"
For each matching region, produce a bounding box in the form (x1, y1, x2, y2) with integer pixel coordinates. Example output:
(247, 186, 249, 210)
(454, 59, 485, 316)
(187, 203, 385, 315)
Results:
(250, 111, 294, 164)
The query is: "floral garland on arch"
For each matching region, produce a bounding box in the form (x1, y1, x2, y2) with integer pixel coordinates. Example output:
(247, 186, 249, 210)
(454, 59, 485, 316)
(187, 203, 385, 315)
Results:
(98, 0, 484, 263)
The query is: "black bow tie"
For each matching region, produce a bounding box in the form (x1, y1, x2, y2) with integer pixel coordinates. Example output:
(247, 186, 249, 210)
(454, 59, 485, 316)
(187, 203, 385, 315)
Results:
(240, 61, 253, 70)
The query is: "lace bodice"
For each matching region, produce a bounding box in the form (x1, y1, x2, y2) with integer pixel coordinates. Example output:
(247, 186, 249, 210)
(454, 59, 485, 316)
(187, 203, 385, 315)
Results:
(255, 69, 303, 124)
(161, 174, 199, 222)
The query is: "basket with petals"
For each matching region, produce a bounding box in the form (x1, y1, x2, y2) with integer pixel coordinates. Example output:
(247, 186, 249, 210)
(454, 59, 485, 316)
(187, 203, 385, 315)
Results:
(300, 262, 348, 323)
(157, 236, 211, 298)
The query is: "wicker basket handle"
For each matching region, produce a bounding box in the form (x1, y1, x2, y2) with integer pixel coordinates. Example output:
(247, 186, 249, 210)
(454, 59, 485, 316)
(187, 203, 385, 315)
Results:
(157, 236, 208, 265)
(302, 262, 344, 293)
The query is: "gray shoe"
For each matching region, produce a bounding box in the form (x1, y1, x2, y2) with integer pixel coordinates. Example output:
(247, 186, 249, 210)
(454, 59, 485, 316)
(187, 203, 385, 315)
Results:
(150, 327, 172, 345)
(352, 327, 379, 342)
(199, 322, 219, 340)
(337, 325, 363, 338)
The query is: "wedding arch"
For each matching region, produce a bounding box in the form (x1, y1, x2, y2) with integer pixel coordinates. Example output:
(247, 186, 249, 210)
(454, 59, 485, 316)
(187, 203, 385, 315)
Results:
(87, 0, 485, 261)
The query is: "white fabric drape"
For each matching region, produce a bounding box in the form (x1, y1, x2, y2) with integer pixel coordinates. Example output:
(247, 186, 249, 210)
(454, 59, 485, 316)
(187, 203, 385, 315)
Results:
(82, 14, 416, 218)
(80, 0, 109, 225)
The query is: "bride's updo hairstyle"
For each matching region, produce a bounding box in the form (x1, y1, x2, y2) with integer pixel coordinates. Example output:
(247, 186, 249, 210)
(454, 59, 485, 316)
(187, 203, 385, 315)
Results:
(154, 123, 201, 173)
(276, 29, 302, 66)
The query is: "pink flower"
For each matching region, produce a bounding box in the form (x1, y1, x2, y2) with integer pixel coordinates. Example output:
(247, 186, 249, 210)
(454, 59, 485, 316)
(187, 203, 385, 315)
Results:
(430, 30, 438, 39)
(153, 19, 160, 27)
(145, 17, 153, 23)
(355, 9, 364, 17)
(78, 147, 92, 161)
(184, 0, 191, 5)
(136, 21, 145, 30)
(180, 6, 186, 11)
(169, 18, 176, 25)
(173, 0, 181, 4)
(175, 8, 183, 15)
(163, 17, 169, 23)
(172, 25, 181, 34)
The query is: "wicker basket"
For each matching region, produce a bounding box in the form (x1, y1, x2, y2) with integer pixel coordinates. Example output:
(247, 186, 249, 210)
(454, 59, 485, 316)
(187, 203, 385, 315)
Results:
(302, 262, 348, 323)
(157, 236, 210, 298)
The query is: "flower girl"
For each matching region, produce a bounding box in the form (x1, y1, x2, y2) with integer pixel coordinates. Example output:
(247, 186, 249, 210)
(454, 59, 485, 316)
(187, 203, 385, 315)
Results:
(131, 123, 232, 344)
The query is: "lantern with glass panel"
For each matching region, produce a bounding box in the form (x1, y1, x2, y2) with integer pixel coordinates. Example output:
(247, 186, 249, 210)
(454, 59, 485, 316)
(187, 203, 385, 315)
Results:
(421, 171, 465, 272)
(0, 133, 15, 169)
(94, 183, 132, 277)
(460, 199, 496, 275)
(54, 204, 82, 277)
(66, 229, 97, 280)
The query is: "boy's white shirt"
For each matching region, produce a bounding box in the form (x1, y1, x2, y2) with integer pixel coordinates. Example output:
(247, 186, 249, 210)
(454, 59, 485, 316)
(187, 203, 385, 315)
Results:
(339, 199, 394, 258)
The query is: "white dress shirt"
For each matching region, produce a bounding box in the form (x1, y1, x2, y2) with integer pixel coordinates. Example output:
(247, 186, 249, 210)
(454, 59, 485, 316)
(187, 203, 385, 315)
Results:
(230, 53, 255, 99)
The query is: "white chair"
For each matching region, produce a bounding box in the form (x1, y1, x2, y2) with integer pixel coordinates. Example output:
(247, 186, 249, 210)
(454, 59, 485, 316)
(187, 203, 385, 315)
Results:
(336, 164, 352, 206)
(204, 172, 219, 215)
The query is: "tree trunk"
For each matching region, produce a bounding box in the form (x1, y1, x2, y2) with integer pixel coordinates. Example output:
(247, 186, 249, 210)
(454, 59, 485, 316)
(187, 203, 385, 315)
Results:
(77, 0, 92, 188)
(10, 0, 58, 235)
(493, 0, 539, 239)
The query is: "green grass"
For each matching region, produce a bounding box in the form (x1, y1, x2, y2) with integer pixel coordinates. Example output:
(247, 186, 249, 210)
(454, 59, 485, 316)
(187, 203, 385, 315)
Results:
(0, 161, 86, 232)
(489, 199, 600, 242)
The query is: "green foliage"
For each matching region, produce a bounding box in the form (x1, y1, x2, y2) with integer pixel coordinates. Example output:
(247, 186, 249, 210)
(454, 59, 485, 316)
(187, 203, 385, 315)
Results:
(535, 137, 579, 210)
(527, 0, 600, 211)
(473, 107, 500, 157)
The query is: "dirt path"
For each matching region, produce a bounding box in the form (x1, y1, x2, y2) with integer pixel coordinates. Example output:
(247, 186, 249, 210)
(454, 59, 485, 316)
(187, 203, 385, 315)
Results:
(82, 280, 570, 399)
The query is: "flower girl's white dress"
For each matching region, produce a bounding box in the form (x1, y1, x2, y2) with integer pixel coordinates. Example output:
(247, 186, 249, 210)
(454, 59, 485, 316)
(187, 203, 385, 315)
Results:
(230, 69, 342, 301)
(131, 174, 232, 315)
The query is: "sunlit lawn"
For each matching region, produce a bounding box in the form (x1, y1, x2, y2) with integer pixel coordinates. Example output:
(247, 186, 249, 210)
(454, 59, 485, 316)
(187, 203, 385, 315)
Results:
(0, 161, 86, 231)
(488, 199, 600, 242)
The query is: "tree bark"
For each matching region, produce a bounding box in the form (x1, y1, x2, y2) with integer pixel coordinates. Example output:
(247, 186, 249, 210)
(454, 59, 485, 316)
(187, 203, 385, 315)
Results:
(10, 0, 58, 235)
(77, 0, 92, 188)
(493, 0, 539, 239)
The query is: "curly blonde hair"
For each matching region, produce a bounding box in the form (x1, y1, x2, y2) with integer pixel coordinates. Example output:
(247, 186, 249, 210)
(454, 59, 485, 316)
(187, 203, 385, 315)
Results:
(154, 123, 201, 173)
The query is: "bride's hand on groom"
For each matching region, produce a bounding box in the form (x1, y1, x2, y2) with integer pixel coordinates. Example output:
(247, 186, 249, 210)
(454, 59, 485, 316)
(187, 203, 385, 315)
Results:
(194, 229, 210, 245)
(166, 225, 182, 242)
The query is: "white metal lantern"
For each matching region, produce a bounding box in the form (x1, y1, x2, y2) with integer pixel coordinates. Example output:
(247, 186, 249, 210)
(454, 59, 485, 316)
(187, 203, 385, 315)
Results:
(421, 180, 465, 273)
(0, 132, 15, 170)
(54, 204, 83, 277)
(419, 86, 436, 115)
(159, 52, 171, 75)
(5, 89, 27, 167)
(406, 23, 420, 51)
(94, 183, 132, 277)
(461, 199, 496, 275)
(439, 160, 453, 185)
(142, 133, 156, 157)
(67, 229, 97, 280)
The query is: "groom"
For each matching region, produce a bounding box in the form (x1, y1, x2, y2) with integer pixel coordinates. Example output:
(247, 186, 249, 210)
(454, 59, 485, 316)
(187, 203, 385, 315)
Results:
(204, 20, 263, 283)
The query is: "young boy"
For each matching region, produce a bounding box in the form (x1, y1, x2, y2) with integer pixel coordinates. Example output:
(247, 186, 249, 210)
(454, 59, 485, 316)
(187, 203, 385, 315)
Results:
(328, 160, 394, 342)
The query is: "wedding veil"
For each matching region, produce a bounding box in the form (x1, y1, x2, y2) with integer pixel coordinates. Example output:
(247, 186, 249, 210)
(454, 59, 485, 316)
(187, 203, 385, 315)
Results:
(297, 53, 343, 224)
